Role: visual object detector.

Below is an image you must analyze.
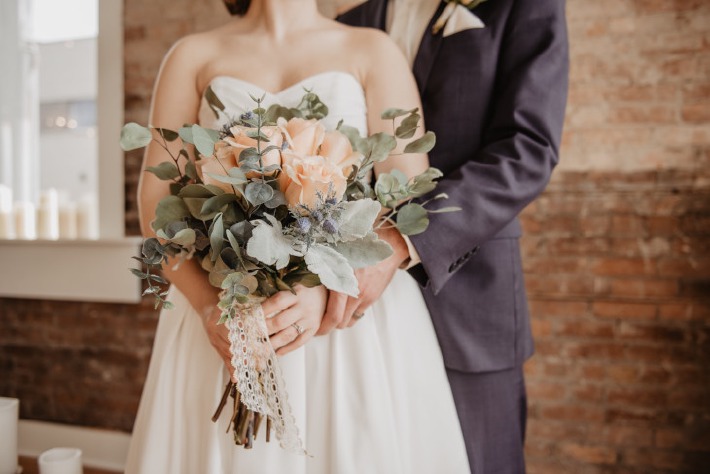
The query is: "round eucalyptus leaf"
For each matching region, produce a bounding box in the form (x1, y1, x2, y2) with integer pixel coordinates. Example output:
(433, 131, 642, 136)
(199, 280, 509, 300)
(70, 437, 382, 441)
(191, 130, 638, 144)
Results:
(120, 123, 152, 151)
(245, 182, 274, 206)
(396, 203, 430, 236)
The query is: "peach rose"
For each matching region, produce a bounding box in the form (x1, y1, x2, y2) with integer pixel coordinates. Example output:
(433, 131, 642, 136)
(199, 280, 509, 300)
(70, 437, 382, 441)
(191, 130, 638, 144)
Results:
(275, 117, 364, 208)
(279, 155, 348, 209)
(277, 117, 325, 156)
(197, 124, 283, 192)
(320, 130, 364, 177)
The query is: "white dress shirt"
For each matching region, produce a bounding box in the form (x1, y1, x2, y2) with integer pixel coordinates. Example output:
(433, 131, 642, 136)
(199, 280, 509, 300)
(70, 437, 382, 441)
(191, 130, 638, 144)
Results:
(386, 0, 442, 66)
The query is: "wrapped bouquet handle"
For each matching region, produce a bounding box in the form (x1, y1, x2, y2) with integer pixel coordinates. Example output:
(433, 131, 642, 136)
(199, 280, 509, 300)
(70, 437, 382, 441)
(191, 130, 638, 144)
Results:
(226, 300, 307, 454)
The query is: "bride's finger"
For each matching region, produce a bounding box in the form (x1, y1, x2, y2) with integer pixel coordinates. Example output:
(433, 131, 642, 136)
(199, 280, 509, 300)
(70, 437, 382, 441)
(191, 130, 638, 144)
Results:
(265, 308, 300, 336)
(318, 291, 347, 335)
(269, 323, 303, 351)
(275, 329, 312, 356)
(337, 296, 360, 329)
(261, 290, 298, 317)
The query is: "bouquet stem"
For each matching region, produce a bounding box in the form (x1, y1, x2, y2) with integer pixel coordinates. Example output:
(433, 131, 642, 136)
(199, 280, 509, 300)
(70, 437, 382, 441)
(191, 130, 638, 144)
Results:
(213, 380, 271, 448)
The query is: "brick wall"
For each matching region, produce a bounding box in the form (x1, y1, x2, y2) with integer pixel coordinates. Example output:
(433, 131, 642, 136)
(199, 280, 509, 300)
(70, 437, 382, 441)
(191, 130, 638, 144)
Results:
(1, 0, 709, 472)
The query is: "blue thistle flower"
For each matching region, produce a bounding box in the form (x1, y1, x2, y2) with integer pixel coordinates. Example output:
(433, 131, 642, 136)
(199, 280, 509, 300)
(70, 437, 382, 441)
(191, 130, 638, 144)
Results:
(311, 210, 324, 222)
(240, 111, 254, 121)
(296, 217, 312, 234)
(322, 218, 338, 234)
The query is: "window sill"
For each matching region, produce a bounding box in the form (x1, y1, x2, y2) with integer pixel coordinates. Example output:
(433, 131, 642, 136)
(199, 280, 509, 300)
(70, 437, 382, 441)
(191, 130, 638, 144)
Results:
(0, 237, 143, 303)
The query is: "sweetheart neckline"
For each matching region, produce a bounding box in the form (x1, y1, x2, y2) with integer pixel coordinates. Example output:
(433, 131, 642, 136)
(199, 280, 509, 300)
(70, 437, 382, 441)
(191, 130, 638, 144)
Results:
(202, 70, 365, 98)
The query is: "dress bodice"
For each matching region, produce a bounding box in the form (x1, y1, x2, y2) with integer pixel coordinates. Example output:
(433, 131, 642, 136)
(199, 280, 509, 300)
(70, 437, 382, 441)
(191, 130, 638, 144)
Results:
(198, 71, 368, 134)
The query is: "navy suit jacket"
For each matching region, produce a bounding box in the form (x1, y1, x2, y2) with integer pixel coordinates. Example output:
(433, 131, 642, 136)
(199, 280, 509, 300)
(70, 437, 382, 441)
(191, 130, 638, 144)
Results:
(339, 0, 569, 372)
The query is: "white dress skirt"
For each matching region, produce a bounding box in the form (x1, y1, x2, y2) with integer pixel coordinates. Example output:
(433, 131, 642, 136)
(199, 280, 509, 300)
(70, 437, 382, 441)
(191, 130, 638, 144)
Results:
(125, 72, 470, 474)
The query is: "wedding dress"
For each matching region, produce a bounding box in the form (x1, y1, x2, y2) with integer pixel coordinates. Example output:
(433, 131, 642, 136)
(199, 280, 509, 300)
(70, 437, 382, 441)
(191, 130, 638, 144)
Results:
(125, 71, 470, 474)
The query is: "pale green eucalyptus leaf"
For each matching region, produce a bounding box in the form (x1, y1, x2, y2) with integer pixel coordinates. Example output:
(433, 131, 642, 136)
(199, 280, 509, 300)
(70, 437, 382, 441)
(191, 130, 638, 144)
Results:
(304, 244, 358, 297)
(201, 193, 237, 215)
(245, 182, 274, 206)
(146, 162, 180, 180)
(178, 126, 194, 144)
(368, 133, 397, 163)
(395, 113, 420, 139)
(151, 196, 190, 231)
(204, 85, 225, 118)
(156, 128, 179, 142)
(403, 131, 436, 154)
(120, 123, 152, 151)
(206, 173, 246, 187)
(209, 213, 225, 262)
(381, 107, 418, 120)
(169, 228, 196, 246)
(178, 184, 223, 198)
(184, 160, 199, 181)
(192, 124, 218, 157)
(428, 206, 462, 214)
(338, 125, 369, 155)
(396, 203, 429, 236)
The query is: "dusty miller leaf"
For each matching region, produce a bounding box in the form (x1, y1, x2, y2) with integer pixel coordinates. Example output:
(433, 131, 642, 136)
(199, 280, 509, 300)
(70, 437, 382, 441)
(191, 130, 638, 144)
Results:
(304, 243, 359, 297)
(334, 233, 393, 269)
(246, 214, 299, 270)
(337, 199, 381, 240)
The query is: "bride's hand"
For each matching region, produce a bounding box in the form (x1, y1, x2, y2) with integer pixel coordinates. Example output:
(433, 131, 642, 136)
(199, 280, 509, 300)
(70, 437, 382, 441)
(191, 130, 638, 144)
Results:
(201, 306, 236, 381)
(318, 226, 409, 334)
(262, 284, 328, 356)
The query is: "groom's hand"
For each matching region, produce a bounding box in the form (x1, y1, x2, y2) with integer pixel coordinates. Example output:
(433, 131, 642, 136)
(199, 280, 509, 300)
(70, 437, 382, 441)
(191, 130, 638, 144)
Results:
(317, 226, 410, 334)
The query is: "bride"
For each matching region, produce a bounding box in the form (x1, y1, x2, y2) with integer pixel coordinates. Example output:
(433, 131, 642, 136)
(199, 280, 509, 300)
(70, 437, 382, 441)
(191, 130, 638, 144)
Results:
(125, 0, 469, 472)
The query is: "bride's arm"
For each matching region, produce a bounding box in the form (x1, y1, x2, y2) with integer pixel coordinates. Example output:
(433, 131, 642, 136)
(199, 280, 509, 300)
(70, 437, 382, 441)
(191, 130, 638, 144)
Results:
(318, 30, 426, 334)
(138, 37, 234, 371)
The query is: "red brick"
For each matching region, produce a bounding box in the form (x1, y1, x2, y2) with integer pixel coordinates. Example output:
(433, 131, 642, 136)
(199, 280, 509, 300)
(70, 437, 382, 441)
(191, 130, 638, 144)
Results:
(593, 301, 657, 320)
(617, 322, 686, 343)
(558, 442, 617, 465)
(608, 426, 654, 448)
(655, 428, 686, 449)
(591, 257, 657, 276)
(539, 404, 606, 423)
(609, 278, 679, 298)
(529, 300, 590, 318)
(555, 319, 615, 338)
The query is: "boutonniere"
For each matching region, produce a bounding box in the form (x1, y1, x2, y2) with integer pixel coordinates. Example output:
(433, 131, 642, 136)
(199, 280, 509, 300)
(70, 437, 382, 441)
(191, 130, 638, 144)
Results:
(432, 0, 487, 36)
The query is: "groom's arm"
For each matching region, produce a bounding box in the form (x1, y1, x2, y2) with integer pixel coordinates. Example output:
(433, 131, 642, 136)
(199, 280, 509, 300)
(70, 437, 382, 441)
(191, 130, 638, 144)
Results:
(409, 0, 570, 294)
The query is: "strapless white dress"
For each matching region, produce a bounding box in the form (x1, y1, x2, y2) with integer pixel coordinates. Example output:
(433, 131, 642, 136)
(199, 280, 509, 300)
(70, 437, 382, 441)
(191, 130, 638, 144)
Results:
(125, 71, 470, 474)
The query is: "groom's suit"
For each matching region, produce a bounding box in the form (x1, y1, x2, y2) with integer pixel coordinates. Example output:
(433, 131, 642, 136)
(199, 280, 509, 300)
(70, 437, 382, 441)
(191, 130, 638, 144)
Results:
(339, 0, 569, 471)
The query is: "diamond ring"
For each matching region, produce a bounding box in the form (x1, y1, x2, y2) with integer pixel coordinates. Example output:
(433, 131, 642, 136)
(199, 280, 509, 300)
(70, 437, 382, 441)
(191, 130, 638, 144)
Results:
(292, 323, 305, 335)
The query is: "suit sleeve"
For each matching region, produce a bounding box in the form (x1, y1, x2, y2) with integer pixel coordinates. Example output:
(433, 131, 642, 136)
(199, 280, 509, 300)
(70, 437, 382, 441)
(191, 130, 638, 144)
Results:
(409, 0, 570, 294)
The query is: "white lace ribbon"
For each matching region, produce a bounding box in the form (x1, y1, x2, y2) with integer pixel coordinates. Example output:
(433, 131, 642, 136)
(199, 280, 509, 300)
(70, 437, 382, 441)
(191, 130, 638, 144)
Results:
(226, 301, 307, 454)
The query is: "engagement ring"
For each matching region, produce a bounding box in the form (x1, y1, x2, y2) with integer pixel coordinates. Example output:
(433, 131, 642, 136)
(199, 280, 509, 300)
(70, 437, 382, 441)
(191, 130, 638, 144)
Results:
(292, 323, 305, 335)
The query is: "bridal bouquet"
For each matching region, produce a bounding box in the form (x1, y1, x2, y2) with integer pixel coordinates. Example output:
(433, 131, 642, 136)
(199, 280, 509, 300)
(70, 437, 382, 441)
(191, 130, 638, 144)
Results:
(121, 89, 454, 453)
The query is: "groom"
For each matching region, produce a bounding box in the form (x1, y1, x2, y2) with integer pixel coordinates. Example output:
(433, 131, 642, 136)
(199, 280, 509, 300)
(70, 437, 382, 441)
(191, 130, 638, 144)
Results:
(321, 0, 569, 472)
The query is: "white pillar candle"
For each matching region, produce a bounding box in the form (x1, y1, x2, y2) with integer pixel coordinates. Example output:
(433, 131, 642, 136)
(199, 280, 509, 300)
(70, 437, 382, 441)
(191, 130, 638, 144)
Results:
(0, 185, 14, 239)
(0, 397, 19, 474)
(38, 448, 83, 474)
(58, 201, 78, 240)
(13, 201, 36, 240)
(76, 194, 98, 240)
(37, 188, 60, 240)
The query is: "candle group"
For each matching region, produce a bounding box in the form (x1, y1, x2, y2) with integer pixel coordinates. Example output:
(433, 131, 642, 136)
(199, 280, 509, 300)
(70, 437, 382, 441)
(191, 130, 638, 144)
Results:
(0, 185, 98, 240)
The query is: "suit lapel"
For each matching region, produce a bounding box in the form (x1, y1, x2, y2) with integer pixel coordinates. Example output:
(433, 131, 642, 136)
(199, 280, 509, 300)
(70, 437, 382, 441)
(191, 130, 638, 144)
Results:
(412, 1, 448, 96)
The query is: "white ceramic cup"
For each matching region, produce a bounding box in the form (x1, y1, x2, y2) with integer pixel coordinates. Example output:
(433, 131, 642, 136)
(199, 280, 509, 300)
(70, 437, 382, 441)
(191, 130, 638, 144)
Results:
(37, 448, 83, 474)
